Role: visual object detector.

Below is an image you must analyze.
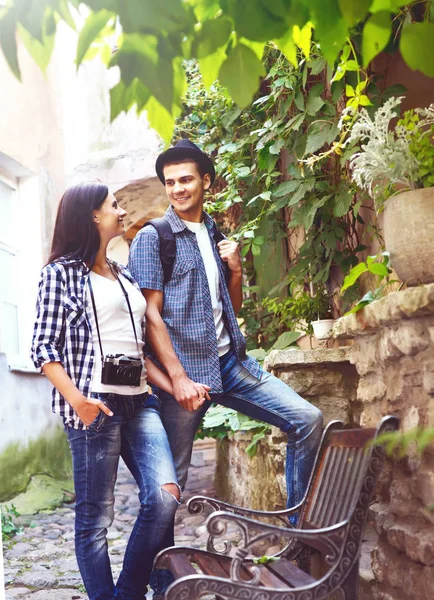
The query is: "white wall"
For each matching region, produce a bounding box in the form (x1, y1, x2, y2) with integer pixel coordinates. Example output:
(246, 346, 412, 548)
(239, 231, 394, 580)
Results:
(0, 354, 56, 453)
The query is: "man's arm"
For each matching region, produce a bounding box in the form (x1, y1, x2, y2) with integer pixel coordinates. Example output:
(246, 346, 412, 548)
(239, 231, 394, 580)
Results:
(218, 240, 243, 314)
(143, 288, 210, 411)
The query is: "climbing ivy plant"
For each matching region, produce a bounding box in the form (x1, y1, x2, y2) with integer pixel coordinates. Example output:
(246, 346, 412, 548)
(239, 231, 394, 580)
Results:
(174, 42, 392, 347)
(1, 0, 433, 143)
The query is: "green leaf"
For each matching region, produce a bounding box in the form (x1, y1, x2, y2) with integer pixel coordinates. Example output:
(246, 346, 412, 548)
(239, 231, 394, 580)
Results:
(272, 330, 302, 350)
(17, 20, 55, 74)
(341, 262, 368, 292)
(293, 21, 313, 58)
(294, 88, 305, 111)
(306, 93, 324, 116)
(294, 194, 330, 229)
(76, 9, 113, 68)
(172, 56, 187, 110)
(309, 57, 327, 75)
(344, 59, 359, 71)
(189, 0, 221, 21)
(240, 38, 266, 61)
(219, 43, 265, 108)
(333, 188, 353, 217)
(309, 0, 348, 64)
(286, 179, 316, 208)
(247, 348, 268, 361)
(117, 0, 191, 34)
(358, 95, 372, 106)
(339, 0, 371, 26)
(273, 179, 301, 198)
(269, 138, 285, 154)
(346, 84, 355, 97)
(110, 81, 127, 121)
(192, 15, 232, 58)
(305, 122, 339, 154)
(145, 96, 175, 145)
(251, 243, 261, 256)
(228, 411, 242, 431)
(203, 405, 237, 428)
(230, 0, 287, 42)
(111, 34, 174, 113)
(275, 27, 298, 68)
(199, 47, 227, 89)
(246, 430, 267, 457)
(400, 22, 434, 78)
(417, 428, 434, 454)
(370, 0, 402, 12)
(368, 262, 389, 277)
(362, 12, 391, 67)
(110, 79, 151, 121)
(56, 0, 77, 30)
(0, 11, 21, 80)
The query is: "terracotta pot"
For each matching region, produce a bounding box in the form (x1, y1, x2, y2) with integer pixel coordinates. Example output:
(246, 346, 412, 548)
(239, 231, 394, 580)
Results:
(311, 319, 335, 340)
(383, 187, 434, 286)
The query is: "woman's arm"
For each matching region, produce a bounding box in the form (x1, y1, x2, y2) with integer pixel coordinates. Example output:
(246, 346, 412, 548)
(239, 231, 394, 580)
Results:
(42, 362, 113, 426)
(31, 265, 112, 426)
(145, 356, 174, 396)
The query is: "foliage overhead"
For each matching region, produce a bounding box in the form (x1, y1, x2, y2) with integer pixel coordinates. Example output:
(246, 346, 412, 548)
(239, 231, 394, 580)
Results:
(1, 0, 434, 142)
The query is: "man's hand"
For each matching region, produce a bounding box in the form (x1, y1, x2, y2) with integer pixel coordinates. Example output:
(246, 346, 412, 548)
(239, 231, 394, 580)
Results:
(172, 375, 211, 412)
(72, 395, 114, 426)
(218, 240, 242, 274)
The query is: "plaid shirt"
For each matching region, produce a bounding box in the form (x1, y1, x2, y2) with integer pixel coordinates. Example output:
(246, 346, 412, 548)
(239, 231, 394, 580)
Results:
(128, 206, 261, 392)
(30, 256, 145, 429)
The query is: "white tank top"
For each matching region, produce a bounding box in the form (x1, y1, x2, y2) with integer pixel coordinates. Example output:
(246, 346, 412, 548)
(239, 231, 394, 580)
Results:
(87, 271, 149, 394)
(182, 220, 231, 357)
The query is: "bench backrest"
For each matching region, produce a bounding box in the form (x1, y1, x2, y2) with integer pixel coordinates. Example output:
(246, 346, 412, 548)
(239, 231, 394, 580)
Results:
(300, 416, 399, 531)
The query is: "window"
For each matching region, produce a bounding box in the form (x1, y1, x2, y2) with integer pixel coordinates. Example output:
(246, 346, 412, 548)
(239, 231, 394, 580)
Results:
(0, 176, 19, 355)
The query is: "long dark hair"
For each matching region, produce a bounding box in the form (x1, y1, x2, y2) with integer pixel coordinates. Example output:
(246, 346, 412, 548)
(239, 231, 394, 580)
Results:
(48, 181, 109, 266)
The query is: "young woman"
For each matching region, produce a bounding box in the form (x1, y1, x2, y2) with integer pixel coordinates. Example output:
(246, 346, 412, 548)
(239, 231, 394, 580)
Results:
(30, 181, 183, 600)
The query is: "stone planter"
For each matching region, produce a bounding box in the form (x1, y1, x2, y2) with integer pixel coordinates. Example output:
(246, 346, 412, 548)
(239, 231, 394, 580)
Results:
(311, 318, 335, 340)
(384, 186, 434, 285)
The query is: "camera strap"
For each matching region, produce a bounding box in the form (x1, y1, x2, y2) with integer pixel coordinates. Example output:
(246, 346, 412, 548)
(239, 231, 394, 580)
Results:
(87, 265, 141, 361)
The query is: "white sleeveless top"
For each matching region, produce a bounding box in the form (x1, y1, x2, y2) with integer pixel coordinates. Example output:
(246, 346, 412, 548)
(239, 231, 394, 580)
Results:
(87, 271, 149, 394)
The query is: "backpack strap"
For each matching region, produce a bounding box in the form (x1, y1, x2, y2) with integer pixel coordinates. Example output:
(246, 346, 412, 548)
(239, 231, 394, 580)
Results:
(143, 217, 228, 285)
(143, 218, 176, 285)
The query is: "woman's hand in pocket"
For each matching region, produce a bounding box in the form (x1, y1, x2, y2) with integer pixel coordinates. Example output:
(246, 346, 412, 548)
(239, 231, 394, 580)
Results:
(72, 395, 114, 426)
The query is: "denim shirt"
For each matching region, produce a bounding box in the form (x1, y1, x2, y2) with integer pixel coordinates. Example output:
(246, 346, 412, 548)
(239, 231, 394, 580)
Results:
(30, 256, 145, 429)
(128, 206, 261, 392)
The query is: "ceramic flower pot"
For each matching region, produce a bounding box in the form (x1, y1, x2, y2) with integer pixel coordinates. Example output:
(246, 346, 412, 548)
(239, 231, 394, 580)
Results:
(383, 187, 434, 286)
(311, 319, 335, 340)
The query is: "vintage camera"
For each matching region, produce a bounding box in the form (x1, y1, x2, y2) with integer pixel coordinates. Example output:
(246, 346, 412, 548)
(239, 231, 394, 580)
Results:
(101, 354, 142, 386)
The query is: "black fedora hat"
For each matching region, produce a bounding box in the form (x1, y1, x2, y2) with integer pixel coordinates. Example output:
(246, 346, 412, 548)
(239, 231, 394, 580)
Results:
(155, 139, 216, 185)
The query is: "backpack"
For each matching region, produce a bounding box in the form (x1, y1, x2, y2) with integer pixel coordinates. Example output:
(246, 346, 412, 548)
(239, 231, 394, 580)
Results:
(143, 217, 226, 285)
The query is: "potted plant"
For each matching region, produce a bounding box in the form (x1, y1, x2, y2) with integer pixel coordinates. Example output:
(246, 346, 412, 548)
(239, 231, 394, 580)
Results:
(309, 286, 335, 340)
(348, 96, 434, 285)
(262, 283, 334, 341)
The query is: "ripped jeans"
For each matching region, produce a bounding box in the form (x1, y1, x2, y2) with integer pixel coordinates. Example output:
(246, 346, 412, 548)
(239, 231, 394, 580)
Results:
(65, 392, 179, 600)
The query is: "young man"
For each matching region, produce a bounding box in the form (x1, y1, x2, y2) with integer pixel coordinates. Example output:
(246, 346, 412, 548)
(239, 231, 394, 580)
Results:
(128, 138, 323, 508)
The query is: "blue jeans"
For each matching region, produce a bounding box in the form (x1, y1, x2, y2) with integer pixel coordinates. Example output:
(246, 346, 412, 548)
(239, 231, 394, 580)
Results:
(160, 350, 323, 509)
(66, 392, 179, 600)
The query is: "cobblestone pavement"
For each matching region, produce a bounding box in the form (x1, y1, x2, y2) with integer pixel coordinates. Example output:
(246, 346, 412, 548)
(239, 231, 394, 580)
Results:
(3, 442, 217, 600)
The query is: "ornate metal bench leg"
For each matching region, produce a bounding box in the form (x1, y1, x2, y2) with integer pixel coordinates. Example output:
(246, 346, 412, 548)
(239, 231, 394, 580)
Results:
(341, 559, 359, 599)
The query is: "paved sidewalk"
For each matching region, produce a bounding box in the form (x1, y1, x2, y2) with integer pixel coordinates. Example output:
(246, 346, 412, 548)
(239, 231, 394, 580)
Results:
(3, 441, 216, 600)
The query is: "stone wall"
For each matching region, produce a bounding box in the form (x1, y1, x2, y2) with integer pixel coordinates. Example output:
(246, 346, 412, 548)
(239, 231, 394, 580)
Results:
(333, 283, 434, 600)
(215, 347, 359, 511)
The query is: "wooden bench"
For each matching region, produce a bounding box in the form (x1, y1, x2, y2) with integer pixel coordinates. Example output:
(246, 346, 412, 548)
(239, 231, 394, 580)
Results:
(155, 415, 399, 600)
